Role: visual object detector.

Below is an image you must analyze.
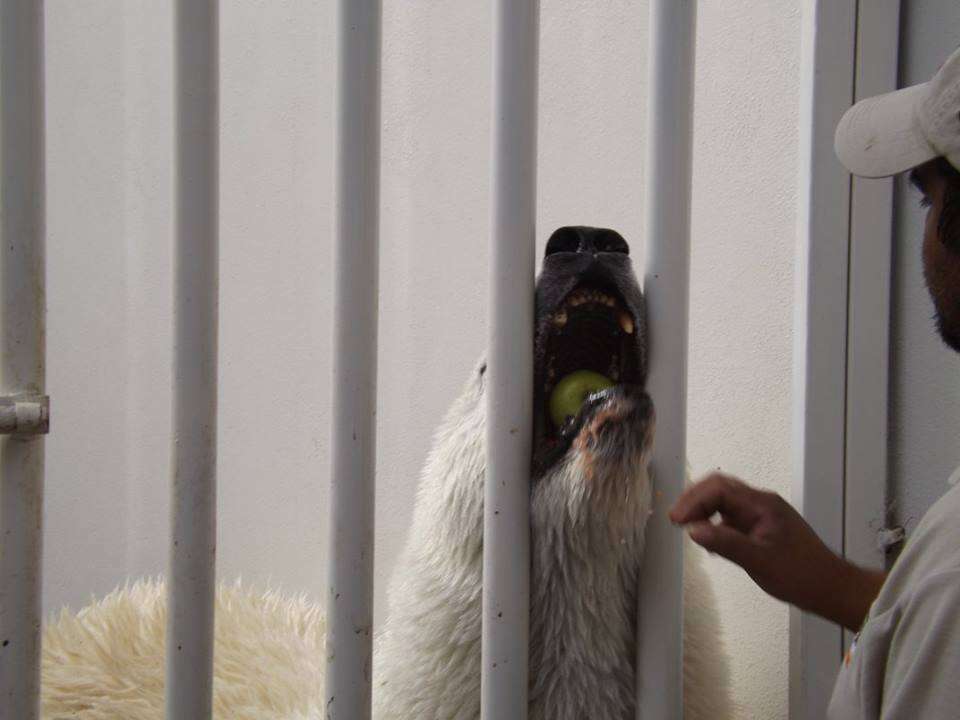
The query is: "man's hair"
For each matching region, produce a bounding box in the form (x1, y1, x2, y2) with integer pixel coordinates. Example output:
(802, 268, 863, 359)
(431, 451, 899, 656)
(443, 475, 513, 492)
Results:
(934, 157, 960, 252)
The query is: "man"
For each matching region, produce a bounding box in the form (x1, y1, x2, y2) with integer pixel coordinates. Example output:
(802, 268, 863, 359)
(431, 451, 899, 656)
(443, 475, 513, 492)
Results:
(671, 46, 960, 718)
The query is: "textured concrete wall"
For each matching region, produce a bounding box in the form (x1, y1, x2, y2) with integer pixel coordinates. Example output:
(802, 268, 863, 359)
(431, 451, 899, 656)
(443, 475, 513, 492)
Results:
(42, 2, 801, 717)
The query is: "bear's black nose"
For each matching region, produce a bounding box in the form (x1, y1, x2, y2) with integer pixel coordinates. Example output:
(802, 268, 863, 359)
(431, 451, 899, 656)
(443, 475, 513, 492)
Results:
(544, 226, 630, 257)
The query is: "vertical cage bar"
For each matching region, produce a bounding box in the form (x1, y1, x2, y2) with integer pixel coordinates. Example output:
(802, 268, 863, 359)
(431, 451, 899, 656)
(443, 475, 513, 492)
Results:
(636, 1, 696, 718)
(843, 0, 900, 650)
(323, 0, 381, 717)
(165, 2, 219, 718)
(0, 2, 46, 718)
(790, 1, 856, 716)
(481, 1, 539, 718)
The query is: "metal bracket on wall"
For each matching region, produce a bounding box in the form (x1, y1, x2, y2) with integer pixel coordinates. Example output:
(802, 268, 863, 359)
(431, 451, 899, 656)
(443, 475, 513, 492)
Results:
(877, 526, 905, 553)
(0, 395, 50, 435)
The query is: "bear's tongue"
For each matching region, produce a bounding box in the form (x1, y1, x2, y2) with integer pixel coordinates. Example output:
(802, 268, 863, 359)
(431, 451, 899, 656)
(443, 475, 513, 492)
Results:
(549, 370, 614, 428)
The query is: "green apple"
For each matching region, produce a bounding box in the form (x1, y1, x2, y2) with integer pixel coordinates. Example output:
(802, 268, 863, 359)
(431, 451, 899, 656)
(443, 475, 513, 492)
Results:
(549, 370, 614, 428)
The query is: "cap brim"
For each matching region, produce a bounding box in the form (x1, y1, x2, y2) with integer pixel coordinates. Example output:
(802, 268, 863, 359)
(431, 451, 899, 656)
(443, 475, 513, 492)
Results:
(835, 82, 938, 178)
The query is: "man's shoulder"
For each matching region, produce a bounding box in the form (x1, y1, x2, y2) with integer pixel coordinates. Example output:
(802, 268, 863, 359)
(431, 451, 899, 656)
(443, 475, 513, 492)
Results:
(921, 478, 960, 528)
(909, 480, 960, 569)
(873, 567, 960, 719)
(873, 482, 960, 614)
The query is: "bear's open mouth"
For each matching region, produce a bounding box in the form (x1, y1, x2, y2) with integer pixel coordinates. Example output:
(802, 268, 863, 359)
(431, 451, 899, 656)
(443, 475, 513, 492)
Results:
(542, 285, 637, 398)
(533, 283, 646, 474)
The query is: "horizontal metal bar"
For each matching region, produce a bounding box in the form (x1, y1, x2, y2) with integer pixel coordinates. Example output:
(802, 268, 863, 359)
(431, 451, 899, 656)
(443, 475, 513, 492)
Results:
(0, 395, 49, 435)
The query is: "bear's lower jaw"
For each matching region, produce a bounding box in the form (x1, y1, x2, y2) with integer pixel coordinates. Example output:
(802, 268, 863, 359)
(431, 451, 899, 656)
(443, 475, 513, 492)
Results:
(534, 384, 654, 479)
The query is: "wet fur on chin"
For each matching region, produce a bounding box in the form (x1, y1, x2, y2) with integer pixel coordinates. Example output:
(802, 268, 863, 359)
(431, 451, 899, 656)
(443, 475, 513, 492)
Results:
(373, 360, 733, 719)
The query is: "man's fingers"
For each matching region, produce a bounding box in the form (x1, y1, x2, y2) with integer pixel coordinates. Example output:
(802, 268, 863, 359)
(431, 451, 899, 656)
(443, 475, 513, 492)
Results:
(669, 473, 763, 531)
(669, 473, 738, 523)
(685, 520, 758, 570)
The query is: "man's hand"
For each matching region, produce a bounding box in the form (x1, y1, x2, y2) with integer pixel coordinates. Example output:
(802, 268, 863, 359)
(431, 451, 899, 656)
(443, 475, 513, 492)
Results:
(670, 472, 886, 631)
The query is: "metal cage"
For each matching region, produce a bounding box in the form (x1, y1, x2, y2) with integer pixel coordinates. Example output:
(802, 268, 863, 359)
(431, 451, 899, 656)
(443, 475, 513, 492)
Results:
(0, 1, 695, 718)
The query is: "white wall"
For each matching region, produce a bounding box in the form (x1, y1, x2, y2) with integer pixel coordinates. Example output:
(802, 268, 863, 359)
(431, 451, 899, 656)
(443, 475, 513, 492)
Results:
(42, 2, 800, 717)
(889, 1, 960, 535)
(688, 5, 799, 717)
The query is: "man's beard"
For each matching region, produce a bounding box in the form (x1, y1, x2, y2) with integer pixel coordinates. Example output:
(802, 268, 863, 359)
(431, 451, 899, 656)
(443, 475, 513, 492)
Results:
(930, 180, 960, 352)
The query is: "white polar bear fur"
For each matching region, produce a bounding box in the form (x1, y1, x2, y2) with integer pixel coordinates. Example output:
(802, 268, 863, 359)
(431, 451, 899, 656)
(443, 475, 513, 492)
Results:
(373, 362, 732, 719)
(42, 363, 732, 719)
(42, 580, 327, 720)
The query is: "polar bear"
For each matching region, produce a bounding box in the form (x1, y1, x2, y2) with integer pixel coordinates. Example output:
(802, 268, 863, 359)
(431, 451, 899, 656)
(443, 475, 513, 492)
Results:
(41, 226, 731, 719)
(372, 226, 731, 719)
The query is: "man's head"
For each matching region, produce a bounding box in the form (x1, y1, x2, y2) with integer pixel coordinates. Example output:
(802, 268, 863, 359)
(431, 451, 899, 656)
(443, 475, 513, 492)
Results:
(835, 46, 960, 351)
(910, 158, 960, 351)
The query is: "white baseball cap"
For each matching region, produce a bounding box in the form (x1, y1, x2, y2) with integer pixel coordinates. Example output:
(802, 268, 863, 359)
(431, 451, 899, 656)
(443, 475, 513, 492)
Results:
(835, 46, 960, 178)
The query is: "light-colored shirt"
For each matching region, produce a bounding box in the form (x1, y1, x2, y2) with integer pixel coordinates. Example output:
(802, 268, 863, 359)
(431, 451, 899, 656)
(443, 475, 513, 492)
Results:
(828, 478, 960, 719)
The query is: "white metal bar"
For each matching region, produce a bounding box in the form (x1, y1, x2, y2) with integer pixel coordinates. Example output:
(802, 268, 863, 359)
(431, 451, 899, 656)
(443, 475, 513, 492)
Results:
(165, 2, 219, 718)
(0, 396, 49, 435)
(323, 0, 381, 717)
(791, 1, 857, 717)
(0, 2, 47, 718)
(481, 1, 538, 718)
(636, 1, 696, 718)
(844, 0, 900, 583)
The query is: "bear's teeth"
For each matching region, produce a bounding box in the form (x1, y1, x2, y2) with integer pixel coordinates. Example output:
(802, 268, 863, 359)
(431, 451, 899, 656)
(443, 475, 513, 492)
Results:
(619, 312, 634, 334)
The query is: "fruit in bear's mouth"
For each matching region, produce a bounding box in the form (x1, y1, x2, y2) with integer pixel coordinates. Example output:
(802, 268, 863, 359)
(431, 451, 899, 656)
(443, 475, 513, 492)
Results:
(549, 370, 614, 428)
